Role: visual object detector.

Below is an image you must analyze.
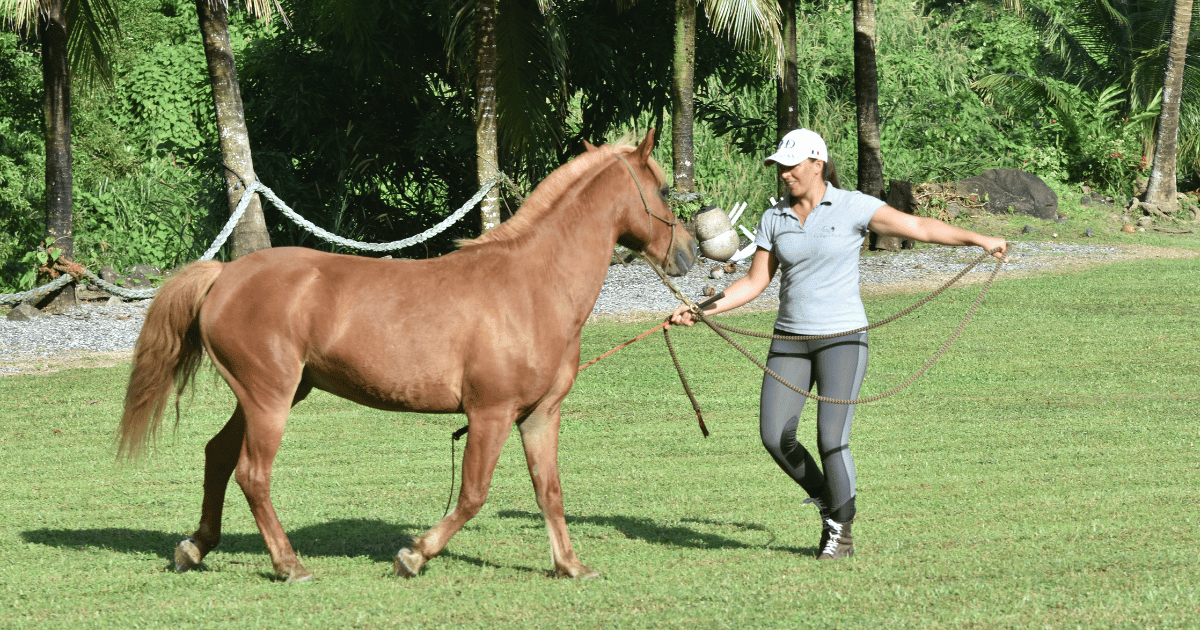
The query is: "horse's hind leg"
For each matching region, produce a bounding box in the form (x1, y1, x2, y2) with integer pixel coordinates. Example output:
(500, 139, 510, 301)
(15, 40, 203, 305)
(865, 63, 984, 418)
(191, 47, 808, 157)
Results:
(517, 402, 598, 579)
(395, 408, 516, 577)
(234, 385, 314, 583)
(175, 405, 247, 573)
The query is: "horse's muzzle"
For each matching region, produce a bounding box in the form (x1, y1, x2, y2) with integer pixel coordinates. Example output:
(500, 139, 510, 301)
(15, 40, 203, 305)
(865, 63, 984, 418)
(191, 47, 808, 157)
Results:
(671, 239, 699, 277)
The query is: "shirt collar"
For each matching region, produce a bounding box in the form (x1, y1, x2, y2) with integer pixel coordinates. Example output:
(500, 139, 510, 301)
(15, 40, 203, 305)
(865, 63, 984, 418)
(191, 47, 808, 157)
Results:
(770, 183, 837, 217)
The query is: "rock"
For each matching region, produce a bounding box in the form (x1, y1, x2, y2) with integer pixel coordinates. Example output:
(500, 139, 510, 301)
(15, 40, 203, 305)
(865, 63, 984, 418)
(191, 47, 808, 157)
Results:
(954, 169, 1059, 220)
(98, 266, 120, 284)
(1121, 224, 1136, 233)
(702, 284, 716, 297)
(1022, 225, 1036, 234)
(122, 265, 163, 290)
(872, 180, 917, 251)
(75, 287, 112, 300)
(611, 249, 637, 266)
(106, 296, 123, 306)
(709, 266, 725, 280)
(723, 262, 737, 274)
(695, 205, 739, 261)
(1085, 228, 1094, 238)
(7, 303, 45, 321)
(1137, 216, 1155, 228)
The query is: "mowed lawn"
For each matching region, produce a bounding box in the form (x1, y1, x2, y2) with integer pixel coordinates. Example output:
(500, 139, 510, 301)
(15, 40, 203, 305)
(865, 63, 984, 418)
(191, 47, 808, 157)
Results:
(1, 251, 1197, 629)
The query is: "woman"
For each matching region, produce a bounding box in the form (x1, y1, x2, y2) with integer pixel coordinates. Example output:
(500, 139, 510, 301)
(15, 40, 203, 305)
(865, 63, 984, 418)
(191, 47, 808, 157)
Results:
(668, 129, 1007, 560)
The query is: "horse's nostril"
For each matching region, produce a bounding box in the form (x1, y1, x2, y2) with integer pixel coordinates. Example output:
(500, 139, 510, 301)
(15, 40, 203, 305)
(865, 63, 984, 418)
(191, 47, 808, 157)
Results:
(675, 247, 695, 274)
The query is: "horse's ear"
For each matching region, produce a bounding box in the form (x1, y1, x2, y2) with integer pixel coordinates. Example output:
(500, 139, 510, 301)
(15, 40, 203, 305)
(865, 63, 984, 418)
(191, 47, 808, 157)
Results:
(637, 129, 657, 161)
(582, 139, 599, 152)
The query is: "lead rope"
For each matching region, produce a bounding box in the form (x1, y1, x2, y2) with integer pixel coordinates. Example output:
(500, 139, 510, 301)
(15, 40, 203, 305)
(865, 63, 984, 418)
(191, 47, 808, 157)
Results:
(647, 248, 1003, 423)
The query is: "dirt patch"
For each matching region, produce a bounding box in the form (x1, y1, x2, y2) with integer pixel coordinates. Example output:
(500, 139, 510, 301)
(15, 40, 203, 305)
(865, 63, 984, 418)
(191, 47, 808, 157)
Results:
(0, 350, 133, 378)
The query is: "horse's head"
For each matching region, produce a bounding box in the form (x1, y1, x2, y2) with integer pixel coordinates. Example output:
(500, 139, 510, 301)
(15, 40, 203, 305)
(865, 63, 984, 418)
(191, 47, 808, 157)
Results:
(601, 130, 698, 277)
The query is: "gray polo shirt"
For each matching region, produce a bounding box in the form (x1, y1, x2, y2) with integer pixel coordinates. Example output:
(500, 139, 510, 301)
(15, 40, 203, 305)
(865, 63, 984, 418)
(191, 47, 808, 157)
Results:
(754, 185, 885, 335)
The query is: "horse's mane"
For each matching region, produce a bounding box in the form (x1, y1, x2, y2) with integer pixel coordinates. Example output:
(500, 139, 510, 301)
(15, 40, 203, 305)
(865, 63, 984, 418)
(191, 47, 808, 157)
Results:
(458, 140, 664, 250)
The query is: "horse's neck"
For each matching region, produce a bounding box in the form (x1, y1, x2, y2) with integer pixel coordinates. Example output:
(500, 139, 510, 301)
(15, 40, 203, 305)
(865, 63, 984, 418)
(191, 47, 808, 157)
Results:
(508, 190, 622, 319)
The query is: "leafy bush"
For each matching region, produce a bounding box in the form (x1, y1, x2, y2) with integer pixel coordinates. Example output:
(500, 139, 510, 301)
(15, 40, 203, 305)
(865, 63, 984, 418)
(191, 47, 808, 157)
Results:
(0, 33, 45, 292)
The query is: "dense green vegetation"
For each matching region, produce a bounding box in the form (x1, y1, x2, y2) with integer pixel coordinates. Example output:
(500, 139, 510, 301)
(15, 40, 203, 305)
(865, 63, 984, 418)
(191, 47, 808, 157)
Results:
(1, 255, 1198, 626)
(1, 0, 1196, 294)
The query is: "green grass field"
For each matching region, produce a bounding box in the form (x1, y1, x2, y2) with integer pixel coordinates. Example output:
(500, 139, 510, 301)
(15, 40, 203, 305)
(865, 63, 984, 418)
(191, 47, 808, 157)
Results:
(1, 248, 1198, 628)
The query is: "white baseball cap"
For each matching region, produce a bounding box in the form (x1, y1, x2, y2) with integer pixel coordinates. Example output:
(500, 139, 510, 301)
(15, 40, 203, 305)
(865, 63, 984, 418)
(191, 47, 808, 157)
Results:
(763, 128, 828, 166)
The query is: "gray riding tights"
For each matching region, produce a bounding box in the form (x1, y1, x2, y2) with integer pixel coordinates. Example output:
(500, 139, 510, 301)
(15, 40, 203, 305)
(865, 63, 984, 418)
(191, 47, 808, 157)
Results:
(759, 331, 868, 523)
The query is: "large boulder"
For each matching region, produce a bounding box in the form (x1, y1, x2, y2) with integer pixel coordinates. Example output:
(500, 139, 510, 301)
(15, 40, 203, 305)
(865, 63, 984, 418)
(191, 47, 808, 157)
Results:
(870, 180, 917, 251)
(954, 169, 1059, 220)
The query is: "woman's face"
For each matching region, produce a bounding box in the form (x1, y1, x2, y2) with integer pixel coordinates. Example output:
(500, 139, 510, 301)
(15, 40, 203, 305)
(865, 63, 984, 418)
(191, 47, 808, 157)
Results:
(777, 159, 825, 199)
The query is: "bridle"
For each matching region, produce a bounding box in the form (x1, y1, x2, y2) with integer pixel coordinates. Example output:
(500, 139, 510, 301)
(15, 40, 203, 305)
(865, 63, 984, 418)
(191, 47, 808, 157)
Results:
(615, 153, 680, 271)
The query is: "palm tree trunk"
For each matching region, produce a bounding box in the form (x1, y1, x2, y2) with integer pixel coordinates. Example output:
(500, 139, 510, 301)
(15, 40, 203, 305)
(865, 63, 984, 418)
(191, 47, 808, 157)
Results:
(671, 0, 697, 193)
(37, 0, 76, 311)
(476, 0, 501, 233)
(196, 0, 271, 258)
(1144, 0, 1193, 214)
(853, 0, 884, 199)
(776, 0, 798, 198)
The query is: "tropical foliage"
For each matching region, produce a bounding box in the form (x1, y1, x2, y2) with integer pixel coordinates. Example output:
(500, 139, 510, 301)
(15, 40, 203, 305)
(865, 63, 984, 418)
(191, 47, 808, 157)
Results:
(0, 0, 1195, 293)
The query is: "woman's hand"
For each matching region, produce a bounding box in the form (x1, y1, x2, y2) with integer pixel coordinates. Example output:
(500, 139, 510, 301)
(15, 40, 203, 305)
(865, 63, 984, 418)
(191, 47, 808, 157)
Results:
(667, 304, 696, 328)
(979, 236, 1009, 262)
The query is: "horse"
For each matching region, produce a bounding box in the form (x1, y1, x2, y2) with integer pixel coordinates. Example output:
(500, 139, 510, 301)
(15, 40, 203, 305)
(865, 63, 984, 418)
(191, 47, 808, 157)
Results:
(117, 130, 698, 583)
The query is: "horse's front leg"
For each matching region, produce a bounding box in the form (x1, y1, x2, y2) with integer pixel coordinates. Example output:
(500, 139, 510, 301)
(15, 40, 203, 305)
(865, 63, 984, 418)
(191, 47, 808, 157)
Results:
(517, 402, 598, 579)
(395, 407, 516, 578)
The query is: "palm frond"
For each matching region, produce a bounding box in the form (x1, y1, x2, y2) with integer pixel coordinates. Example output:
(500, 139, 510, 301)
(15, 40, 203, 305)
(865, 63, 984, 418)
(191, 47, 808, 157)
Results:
(973, 72, 1078, 116)
(65, 0, 120, 87)
(495, 0, 568, 175)
(0, 0, 38, 33)
(700, 0, 782, 74)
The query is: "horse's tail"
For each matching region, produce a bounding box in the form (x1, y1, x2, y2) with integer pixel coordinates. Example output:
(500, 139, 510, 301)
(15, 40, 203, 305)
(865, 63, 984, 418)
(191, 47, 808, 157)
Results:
(117, 260, 224, 458)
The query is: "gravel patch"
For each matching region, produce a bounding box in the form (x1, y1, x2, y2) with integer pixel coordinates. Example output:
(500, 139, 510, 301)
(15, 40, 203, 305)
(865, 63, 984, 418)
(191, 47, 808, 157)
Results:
(589, 241, 1127, 321)
(0, 241, 1187, 375)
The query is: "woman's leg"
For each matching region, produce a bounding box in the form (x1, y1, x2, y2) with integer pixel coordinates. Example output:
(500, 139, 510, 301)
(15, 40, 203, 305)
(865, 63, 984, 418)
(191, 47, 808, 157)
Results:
(759, 335, 826, 499)
(810, 332, 869, 523)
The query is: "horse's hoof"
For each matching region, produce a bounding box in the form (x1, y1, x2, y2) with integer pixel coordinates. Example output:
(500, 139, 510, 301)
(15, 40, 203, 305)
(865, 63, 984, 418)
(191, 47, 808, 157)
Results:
(285, 567, 314, 584)
(556, 565, 600, 579)
(174, 538, 202, 573)
(394, 547, 424, 578)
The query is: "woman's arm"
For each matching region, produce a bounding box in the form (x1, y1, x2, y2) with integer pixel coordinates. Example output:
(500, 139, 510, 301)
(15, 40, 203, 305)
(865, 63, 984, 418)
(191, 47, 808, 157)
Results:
(667, 247, 777, 327)
(869, 205, 1008, 260)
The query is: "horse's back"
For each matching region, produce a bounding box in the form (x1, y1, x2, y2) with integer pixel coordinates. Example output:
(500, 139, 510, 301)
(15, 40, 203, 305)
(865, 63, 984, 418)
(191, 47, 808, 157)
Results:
(197, 247, 564, 413)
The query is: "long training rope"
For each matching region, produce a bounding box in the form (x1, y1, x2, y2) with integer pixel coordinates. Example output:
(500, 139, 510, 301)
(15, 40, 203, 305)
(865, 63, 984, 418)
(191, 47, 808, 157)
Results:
(644, 248, 1004, 430)
(690, 250, 1004, 405)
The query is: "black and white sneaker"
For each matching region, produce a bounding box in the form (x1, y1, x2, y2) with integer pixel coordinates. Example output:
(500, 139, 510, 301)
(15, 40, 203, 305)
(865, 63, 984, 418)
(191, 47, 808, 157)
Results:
(817, 518, 854, 560)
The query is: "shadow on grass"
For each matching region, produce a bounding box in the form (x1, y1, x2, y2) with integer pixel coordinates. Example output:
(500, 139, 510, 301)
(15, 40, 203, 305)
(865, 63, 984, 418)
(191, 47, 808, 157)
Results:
(20, 518, 420, 564)
(21, 511, 815, 575)
(497, 510, 811, 555)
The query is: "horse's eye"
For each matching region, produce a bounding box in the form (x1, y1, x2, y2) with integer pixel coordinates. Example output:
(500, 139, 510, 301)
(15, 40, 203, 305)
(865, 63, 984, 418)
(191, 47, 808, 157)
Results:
(658, 186, 671, 201)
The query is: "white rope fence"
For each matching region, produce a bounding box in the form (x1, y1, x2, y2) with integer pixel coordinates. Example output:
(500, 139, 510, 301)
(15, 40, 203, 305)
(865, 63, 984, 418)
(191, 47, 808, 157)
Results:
(0, 178, 499, 305)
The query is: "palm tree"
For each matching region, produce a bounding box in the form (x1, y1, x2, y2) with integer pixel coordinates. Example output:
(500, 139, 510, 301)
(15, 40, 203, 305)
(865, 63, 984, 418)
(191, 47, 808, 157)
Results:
(776, 0, 797, 138)
(975, 0, 1200, 193)
(475, 0, 500, 232)
(1144, 0, 1193, 213)
(671, 0, 780, 195)
(852, 0, 884, 199)
(195, 0, 280, 258)
(2, 0, 118, 311)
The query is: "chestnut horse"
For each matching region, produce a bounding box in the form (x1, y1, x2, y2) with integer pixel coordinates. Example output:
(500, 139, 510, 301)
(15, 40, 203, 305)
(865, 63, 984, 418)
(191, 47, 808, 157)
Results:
(118, 130, 697, 583)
